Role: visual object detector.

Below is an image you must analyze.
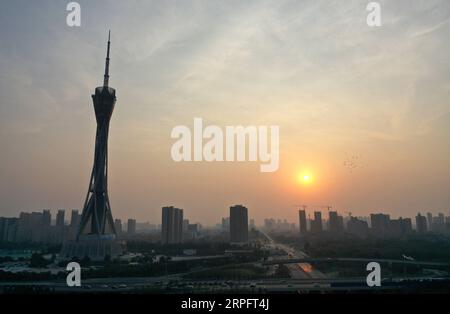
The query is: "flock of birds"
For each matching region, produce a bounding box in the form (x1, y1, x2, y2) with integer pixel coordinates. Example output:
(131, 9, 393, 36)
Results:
(343, 153, 363, 173)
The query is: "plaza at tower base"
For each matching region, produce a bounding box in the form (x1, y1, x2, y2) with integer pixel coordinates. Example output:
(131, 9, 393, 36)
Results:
(60, 234, 123, 261)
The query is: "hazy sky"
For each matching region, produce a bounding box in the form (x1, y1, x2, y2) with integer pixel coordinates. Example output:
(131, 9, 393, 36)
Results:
(0, 0, 449, 225)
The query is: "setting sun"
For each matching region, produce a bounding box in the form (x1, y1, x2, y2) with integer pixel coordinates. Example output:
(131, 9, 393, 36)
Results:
(297, 171, 313, 185)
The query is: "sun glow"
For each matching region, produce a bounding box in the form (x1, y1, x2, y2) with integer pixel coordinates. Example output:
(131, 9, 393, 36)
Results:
(297, 171, 313, 185)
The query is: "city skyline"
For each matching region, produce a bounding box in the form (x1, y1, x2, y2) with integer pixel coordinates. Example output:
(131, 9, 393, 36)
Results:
(2, 206, 448, 230)
(1, 1, 450, 225)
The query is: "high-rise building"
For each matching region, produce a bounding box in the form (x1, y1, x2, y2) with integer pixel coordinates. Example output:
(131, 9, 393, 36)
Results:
(54, 210, 67, 243)
(42, 210, 51, 227)
(0, 218, 7, 242)
(31, 212, 45, 241)
(16, 212, 46, 242)
(114, 219, 123, 235)
(434, 213, 446, 232)
(426, 212, 433, 230)
(370, 213, 390, 235)
(56, 210, 65, 227)
(388, 217, 412, 237)
(127, 219, 136, 235)
(328, 211, 344, 232)
(222, 217, 230, 231)
(16, 212, 30, 242)
(347, 217, 369, 237)
(298, 210, 307, 234)
(229, 205, 248, 243)
(66, 210, 80, 241)
(415, 213, 428, 233)
(311, 211, 323, 233)
(0, 218, 18, 243)
(185, 223, 200, 241)
(264, 218, 275, 230)
(161, 206, 184, 244)
(70, 210, 80, 228)
(41, 210, 52, 243)
(399, 217, 413, 234)
(183, 219, 190, 232)
(188, 224, 199, 233)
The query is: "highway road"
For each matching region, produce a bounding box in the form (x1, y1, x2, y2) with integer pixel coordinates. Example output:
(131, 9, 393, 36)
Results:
(3, 276, 447, 293)
(258, 229, 326, 280)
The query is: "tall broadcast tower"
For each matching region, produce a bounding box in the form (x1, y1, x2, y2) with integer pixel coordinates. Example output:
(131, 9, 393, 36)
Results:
(77, 31, 117, 239)
(61, 32, 122, 260)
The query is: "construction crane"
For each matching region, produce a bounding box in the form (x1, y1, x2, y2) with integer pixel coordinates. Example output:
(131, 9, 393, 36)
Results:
(292, 204, 332, 210)
(292, 205, 308, 211)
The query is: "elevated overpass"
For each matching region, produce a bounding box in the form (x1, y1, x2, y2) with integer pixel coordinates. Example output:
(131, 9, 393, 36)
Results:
(263, 257, 450, 267)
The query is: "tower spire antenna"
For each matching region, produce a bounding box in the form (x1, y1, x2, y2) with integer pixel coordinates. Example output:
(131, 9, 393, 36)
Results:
(103, 30, 111, 87)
